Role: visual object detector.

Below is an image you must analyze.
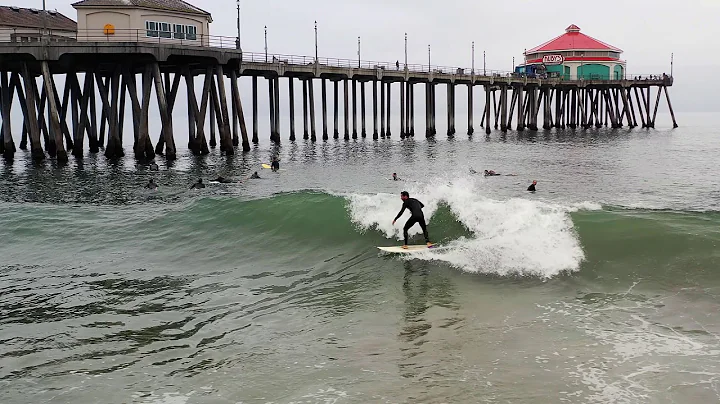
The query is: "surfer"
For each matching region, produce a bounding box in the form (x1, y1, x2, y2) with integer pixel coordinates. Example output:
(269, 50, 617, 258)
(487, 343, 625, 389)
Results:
(190, 178, 206, 189)
(271, 158, 280, 172)
(249, 171, 261, 179)
(470, 168, 478, 174)
(392, 173, 400, 181)
(392, 191, 433, 249)
(484, 170, 501, 176)
(527, 180, 537, 192)
(144, 178, 157, 190)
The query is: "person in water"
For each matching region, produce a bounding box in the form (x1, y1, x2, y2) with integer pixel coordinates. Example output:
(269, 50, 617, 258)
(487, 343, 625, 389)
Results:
(484, 170, 500, 176)
(250, 171, 261, 179)
(392, 191, 433, 249)
(392, 173, 399, 181)
(191, 178, 206, 189)
(271, 158, 280, 172)
(145, 178, 157, 190)
(470, 168, 478, 174)
(527, 180, 537, 192)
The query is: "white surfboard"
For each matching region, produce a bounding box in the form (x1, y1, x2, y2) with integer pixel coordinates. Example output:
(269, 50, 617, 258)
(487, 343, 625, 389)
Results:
(377, 245, 437, 253)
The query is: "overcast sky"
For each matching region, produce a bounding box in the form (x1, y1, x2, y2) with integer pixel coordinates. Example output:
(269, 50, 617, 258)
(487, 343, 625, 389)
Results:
(13, 0, 720, 111)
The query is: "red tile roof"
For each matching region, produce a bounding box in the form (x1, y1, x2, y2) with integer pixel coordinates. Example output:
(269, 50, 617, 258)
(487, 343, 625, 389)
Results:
(526, 25, 622, 54)
(0, 6, 77, 31)
(72, 0, 210, 17)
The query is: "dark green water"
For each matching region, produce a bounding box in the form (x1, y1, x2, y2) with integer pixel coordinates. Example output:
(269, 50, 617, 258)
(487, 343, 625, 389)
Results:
(2, 115, 720, 403)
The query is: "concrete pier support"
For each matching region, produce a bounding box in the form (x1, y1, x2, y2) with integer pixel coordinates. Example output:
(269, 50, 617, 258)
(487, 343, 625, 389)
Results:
(446, 83, 452, 136)
(1, 72, 15, 158)
(251, 76, 258, 143)
(450, 84, 456, 135)
(543, 88, 552, 130)
(500, 86, 508, 132)
(380, 80, 385, 137)
(343, 79, 349, 139)
(274, 77, 280, 139)
(321, 79, 328, 140)
(360, 81, 367, 138)
(289, 77, 295, 141)
(269, 77, 276, 140)
(302, 79, 309, 139)
(467, 84, 474, 135)
(351, 79, 357, 139)
(484, 85, 491, 135)
(309, 79, 316, 141)
(425, 83, 431, 137)
(409, 83, 415, 137)
(333, 80, 339, 138)
(400, 81, 406, 138)
(516, 86, 525, 131)
(372, 80, 378, 139)
(430, 83, 436, 135)
(209, 89, 217, 148)
(386, 82, 391, 137)
(664, 86, 679, 128)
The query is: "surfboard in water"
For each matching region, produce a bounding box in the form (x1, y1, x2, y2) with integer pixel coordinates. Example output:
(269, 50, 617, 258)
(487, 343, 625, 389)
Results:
(261, 164, 286, 171)
(377, 245, 437, 253)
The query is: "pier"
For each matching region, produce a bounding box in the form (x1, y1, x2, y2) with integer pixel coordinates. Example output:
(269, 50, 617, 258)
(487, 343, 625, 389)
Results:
(0, 31, 678, 164)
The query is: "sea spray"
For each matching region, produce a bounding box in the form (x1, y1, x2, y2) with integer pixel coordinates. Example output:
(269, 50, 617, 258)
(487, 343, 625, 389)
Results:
(346, 176, 599, 278)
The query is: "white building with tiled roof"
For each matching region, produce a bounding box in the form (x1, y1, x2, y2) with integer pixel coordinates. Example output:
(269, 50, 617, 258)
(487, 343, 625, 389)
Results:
(0, 6, 77, 42)
(72, 0, 212, 46)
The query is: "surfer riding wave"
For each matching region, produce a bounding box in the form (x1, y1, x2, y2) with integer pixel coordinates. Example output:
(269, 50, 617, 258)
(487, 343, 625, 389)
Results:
(392, 191, 433, 249)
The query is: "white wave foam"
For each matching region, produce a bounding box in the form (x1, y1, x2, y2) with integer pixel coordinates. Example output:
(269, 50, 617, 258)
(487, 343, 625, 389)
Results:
(347, 176, 596, 278)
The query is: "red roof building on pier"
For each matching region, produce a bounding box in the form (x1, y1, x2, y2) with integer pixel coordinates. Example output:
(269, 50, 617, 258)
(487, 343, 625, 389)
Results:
(516, 25, 626, 80)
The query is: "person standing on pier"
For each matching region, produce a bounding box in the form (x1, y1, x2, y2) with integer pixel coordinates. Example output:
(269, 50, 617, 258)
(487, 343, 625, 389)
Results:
(392, 191, 433, 249)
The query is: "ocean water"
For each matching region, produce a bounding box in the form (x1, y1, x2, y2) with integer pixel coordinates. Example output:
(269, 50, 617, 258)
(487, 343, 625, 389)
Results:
(2, 113, 720, 403)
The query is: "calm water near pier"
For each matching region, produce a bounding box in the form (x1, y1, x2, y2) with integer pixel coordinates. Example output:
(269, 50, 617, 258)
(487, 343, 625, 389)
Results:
(2, 113, 720, 403)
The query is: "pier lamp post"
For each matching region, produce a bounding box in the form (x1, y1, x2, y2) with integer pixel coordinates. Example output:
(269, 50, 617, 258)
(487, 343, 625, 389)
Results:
(670, 52, 674, 77)
(512, 57, 515, 74)
(428, 45, 431, 73)
(483, 50, 486, 76)
(314, 21, 318, 64)
(236, 0, 241, 50)
(264, 26, 268, 62)
(471, 41, 475, 75)
(357, 36, 361, 68)
(404, 33, 408, 72)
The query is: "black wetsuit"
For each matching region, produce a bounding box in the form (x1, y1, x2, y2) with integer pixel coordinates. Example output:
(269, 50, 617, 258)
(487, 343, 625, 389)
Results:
(191, 182, 206, 189)
(527, 184, 536, 192)
(394, 198, 430, 245)
(271, 161, 279, 171)
(250, 173, 260, 179)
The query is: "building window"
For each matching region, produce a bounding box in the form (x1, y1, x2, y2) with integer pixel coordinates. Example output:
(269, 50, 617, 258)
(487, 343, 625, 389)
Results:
(146, 21, 158, 37)
(173, 24, 185, 39)
(159, 22, 171, 38)
(146, 21, 172, 38)
(186, 25, 197, 40)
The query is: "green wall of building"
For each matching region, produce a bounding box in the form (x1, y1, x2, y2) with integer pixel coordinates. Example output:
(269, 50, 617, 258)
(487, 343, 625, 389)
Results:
(614, 65, 624, 80)
(577, 64, 610, 80)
